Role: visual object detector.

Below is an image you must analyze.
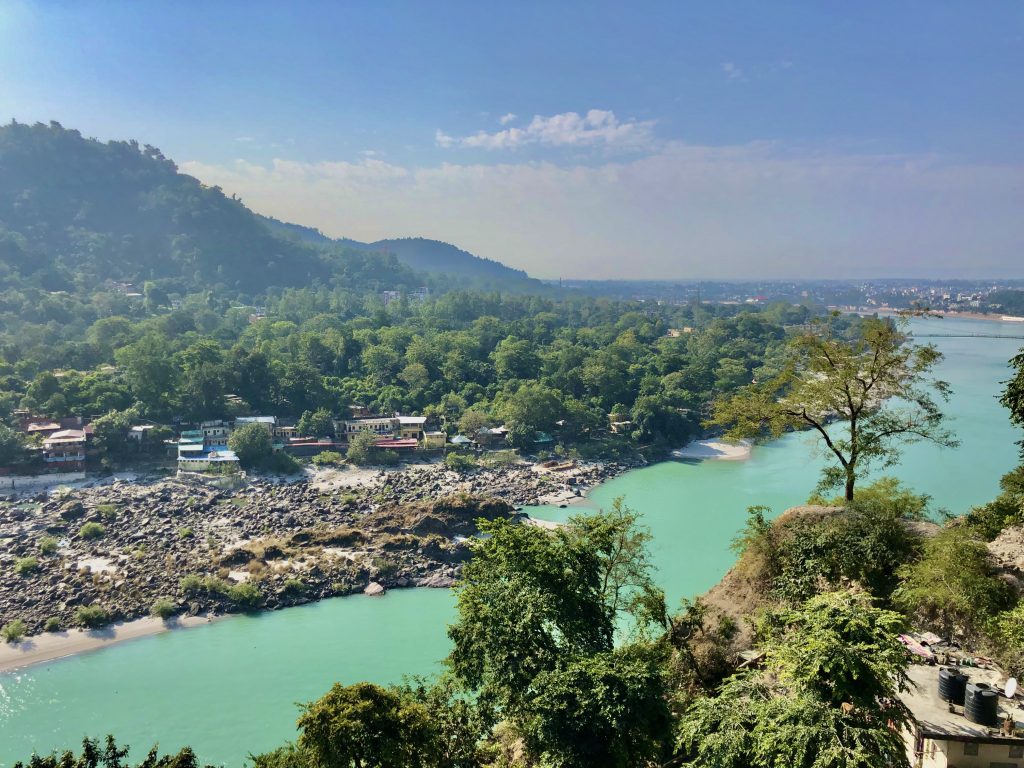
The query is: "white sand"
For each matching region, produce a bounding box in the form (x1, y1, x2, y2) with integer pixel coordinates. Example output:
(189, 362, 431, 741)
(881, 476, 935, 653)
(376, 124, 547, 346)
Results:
(0, 615, 215, 674)
(673, 439, 753, 461)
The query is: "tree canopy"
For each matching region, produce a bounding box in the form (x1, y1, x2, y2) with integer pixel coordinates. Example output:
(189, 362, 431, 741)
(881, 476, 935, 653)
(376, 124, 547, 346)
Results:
(711, 316, 955, 500)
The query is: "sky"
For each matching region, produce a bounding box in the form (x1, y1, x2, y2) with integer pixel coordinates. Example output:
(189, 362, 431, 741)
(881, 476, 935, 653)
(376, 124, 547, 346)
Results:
(1, 1, 1023, 280)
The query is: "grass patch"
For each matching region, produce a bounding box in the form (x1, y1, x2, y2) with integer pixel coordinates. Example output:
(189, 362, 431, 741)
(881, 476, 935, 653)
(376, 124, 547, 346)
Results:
(43, 617, 61, 632)
(14, 556, 39, 576)
(78, 522, 106, 540)
(39, 536, 59, 555)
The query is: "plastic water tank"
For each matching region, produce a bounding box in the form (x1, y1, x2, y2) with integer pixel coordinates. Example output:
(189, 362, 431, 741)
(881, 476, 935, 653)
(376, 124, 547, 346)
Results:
(937, 667, 968, 705)
(964, 681, 999, 726)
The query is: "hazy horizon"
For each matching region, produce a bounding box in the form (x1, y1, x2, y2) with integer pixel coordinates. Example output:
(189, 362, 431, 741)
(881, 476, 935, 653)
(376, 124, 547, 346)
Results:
(3, 1, 1022, 280)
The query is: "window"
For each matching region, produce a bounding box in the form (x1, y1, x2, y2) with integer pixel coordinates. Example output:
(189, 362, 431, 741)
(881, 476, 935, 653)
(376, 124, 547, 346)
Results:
(1012, 745, 1024, 759)
(964, 742, 979, 756)
(988, 762, 1018, 768)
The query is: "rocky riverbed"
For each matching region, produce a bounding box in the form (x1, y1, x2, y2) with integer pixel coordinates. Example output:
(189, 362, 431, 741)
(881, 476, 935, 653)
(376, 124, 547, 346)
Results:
(0, 460, 630, 636)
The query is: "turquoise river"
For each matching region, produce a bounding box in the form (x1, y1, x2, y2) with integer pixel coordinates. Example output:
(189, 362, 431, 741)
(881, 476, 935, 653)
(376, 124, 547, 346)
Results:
(1, 317, 1022, 764)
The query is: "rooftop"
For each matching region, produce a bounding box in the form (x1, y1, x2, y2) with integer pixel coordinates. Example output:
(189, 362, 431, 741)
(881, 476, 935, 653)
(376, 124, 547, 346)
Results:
(902, 664, 1023, 742)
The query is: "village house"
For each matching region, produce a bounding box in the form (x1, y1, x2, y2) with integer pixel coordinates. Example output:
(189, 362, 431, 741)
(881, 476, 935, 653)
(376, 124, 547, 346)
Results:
(900, 662, 1022, 768)
(176, 448, 239, 472)
(41, 429, 88, 471)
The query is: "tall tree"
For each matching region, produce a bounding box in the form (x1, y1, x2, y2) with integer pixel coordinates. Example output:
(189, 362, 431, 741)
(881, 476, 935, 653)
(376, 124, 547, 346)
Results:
(710, 316, 955, 500)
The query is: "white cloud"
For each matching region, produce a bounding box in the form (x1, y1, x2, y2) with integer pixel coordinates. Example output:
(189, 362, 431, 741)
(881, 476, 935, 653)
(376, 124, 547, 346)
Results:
(437, 109, 656, 151)
(721, 62, 744, 81)
(498, 112, 517, 125)
(234, 135, 257, 143)
(181, 143, 1024, 281)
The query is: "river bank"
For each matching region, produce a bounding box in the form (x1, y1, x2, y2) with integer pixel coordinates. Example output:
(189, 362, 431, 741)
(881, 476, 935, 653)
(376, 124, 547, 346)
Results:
(0, 459, 632, 646)
(0, 614, 216, 673)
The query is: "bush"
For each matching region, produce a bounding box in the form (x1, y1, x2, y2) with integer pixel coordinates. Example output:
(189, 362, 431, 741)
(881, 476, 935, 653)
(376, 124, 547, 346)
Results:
(78, 522, 106, 540)
(282, 578, 307, 595)
(95, 503, 118, 520)
(39, 536, 59, 555)
(14, 556, 39, 576)
(311, 450, 345, 467)
(229, 582, 261, 609)
(180, 574, 204, 594)
(151, 598, 177, 619)
(263, 450, 302, 475)
(177, 526, 194, 539)
(74, 605, 109, 628)
(444, 452, 476, 472)
(1, 619, 27, 643)
(43, 617, 61, 632)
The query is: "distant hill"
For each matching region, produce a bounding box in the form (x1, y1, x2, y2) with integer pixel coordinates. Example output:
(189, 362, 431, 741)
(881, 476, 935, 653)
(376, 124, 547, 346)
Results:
(0, 121, 423, 295)
(260, 216, 537, 286)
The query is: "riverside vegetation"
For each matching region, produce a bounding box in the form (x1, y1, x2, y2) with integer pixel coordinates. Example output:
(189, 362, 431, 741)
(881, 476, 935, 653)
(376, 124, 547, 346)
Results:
(8, 333, 1024, 767)
(0, 121, 830, 469)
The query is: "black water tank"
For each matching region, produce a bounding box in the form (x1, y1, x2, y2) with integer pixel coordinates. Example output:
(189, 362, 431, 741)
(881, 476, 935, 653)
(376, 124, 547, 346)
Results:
(938, 667, 969, 705)
(964, 681, 999, 726)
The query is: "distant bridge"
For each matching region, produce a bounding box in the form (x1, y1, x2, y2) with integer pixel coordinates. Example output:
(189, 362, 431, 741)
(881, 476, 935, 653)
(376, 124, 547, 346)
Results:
(912, 333, 1024, 340)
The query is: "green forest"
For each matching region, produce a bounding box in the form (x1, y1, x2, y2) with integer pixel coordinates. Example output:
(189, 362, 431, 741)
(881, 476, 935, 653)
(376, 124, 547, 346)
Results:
(0, 121, 825, 461)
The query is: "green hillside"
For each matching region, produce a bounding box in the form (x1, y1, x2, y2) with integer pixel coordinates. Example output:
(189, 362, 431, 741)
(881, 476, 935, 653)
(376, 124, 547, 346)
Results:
(0, 121, 421, 295)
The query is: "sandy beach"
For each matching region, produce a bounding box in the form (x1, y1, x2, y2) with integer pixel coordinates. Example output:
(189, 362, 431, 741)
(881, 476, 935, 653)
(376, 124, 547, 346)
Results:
(673, 439, 753, 461)
(0, 614, 215, 674)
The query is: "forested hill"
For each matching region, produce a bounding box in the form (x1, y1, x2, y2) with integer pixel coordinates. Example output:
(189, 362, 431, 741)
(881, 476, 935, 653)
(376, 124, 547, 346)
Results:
(260, 215, 538, 286)
(0, 121, 422, 295)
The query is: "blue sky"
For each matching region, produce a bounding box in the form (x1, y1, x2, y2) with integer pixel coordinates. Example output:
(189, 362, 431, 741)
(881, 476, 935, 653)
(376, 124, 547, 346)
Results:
(2, 1, 1023, 279)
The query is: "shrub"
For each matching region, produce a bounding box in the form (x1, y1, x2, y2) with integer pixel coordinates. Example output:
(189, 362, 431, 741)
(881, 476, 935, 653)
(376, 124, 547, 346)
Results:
(43, 617, 61, 632)
(180, 574, 204, 594)
(95, 503, 118, 520)
(74, 605, 109, 628)
(228, 582, 261, 609)
(264, 450, 302, 475)
(444, 452, 476, 472)
(39, 536, 59, 555)
(1, 619, 27, 643)
(151, 598, 177, 619)
(311, 450, 345, 467)
(177, 526, 194, 539)
(78, 522, 106, 540)
(282, 578, 306, 595)
(14, 556, 39, 576)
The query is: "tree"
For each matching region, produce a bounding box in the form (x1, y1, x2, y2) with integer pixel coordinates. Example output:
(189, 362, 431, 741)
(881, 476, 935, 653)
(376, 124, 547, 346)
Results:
(710, 316, 955, 501)
(228, 422, 272, 467)
(1002, 348, 1024, 456)
(346, 430, 380, 466)
(446, 511, 669, 766)
(679, 591, 912, 768)
(523, 646, 673, 768)
(297, 408, 335, 438)
(456, 408, 490, 437)
(894, 526, 1016, 641)
(90, 409, 135, 460)
(567, 498, 664, 630)
(12, 736, 208, 768)
(295, 682, 438, 768)
(0, 422, 26, 465)
(446, 519, 613, 716)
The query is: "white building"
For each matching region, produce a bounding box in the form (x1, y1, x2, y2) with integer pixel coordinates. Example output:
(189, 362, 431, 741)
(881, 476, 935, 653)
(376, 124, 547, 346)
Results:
(901, 663, 1022, 767)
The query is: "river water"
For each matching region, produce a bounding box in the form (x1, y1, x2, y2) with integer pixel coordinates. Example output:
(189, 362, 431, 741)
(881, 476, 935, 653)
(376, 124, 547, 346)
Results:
(1, 317, 1022, 764)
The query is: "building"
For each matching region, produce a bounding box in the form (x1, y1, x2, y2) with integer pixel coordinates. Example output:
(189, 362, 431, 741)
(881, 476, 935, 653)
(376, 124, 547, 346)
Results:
(901, 663, 1022, 767)
(397, 416, 427, 441)
(41, 429, 88, 470)
(337, 416, 401, 443)
(422, 431, 447, 450)
(234, 416, 277, 433)
(475, 426, 509, 447)
(200, 420, 230, 447)
(177, 448, 240, 472)
(448, 434, 476, 451)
